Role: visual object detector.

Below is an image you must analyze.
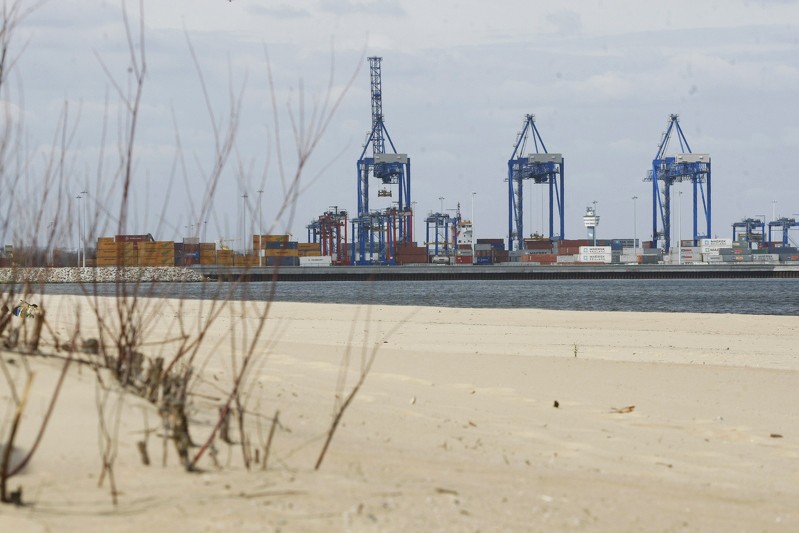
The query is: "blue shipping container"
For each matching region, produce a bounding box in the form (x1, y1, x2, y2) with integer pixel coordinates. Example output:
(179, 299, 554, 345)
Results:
(265, 256, 299, 267)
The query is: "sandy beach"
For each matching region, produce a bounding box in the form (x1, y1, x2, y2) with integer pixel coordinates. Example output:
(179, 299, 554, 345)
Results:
(1, 294, 798, 532)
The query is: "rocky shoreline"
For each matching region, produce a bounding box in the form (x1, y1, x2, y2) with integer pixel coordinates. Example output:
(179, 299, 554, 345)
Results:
(0, 266, 207, 283)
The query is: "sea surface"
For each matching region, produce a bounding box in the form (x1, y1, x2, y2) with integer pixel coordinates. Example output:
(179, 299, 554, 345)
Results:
(17, 278, 799, 316)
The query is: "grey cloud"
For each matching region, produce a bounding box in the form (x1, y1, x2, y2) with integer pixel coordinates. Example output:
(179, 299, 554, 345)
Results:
(318, 0, 405, 17)
(247, 4, 311, 19)
(545, 9, 582, 36)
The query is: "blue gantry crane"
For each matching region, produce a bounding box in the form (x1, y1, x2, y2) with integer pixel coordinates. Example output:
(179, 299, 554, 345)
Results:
(732, 218, 766, 247)
(425, 211, 459, 259)
(644, 114, 711, 252)
(768, 217, 799, 247)
(353, 57, 412, 265)
(507, 114, 564, 251)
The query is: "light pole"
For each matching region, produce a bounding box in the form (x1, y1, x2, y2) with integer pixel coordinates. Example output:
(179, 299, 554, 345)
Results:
(411, 201, 418, 244)
(772, 200, 777, 223)
(632, 195, 638, 252)
(75, 194, 82, 267)
(257, 188, 264, 258)
(241, 192, 248, 255)
(528, 183, 533, 238)
(439, 196, 444, 213)
(592, 200, 598, 246)
(257, 189, 264, 235)
(471, 192, 476, 260)
(678, 191, 683, 265)
(81, 190, 88, 267)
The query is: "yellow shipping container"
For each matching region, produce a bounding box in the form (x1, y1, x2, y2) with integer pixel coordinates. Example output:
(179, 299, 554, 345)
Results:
(139, 243, 174, 252)
(235, 255, 260, 267)
(298, 243, 321, 251)
(138, 259, 174, 266)
(265, 248, 299, 257)
(138, 247, 173, 253)
(264, 234, 290, 243)
(96, 248, 136, 255)
(138, 248, 171, 254)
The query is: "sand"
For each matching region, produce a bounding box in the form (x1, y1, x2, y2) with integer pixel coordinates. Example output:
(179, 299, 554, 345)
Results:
(1, 294, 797, 532)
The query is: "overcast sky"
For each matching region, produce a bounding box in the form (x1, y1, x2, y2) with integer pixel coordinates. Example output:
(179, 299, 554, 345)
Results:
(5, 0, 799, 249)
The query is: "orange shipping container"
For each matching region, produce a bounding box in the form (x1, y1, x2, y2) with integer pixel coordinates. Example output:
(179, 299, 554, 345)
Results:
(524, 253, 557, 263)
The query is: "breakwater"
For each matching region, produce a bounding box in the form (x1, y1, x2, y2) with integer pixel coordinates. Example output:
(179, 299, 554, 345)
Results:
(0, 267, 206, 284)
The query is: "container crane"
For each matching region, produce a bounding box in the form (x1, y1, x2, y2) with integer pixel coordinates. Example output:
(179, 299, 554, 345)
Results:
(425, 210, 459, 259)
(308, 207, 349, 264)
(768, 217, 799, 247)
(354, 57, 412, 265)
(507, 114, 564, 251)
(732, 218, 766, 247)
(644, 114, 711, 252)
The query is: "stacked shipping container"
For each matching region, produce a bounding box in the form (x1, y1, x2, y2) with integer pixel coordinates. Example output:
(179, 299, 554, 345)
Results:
(199, 243, 217, 265)
(395, 244, 428, 265)
(137, 241, 175, 266)
(257, 235, 299, 267)
(96, 238, 137, 267)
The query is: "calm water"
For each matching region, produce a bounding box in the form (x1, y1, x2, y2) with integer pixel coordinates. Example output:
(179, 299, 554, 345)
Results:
(19, 278, 799, 316)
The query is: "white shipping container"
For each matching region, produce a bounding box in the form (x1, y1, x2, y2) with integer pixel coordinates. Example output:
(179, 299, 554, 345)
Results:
(703, 254, 724, 262)
(556, 255, 577, 263)
(579, 246, 612, 255)
(700, 246, 724, 255)
(299, 256, 333, 267)
(752, 254, 779, 262)
(619, 254, 638, 263)
(672, 247, 698, 257)
(621, 247, 643, 255)
(579, 254, 612, 263)
(699, 238, 732, 247)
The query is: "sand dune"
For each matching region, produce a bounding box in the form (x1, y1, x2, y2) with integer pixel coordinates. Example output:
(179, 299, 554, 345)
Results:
(1, 295, 797, 531)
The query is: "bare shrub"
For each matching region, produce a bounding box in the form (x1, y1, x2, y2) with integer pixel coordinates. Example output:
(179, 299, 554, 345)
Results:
(0, 0, 378, 508)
